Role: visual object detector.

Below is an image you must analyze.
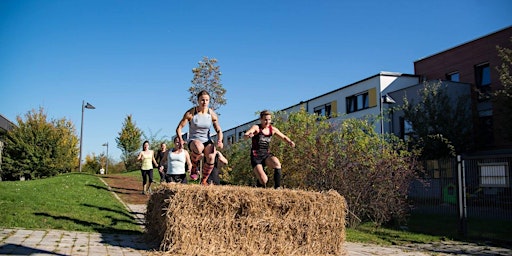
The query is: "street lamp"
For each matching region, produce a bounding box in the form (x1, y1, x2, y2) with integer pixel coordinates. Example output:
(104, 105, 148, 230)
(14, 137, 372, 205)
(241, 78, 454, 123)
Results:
(102, 142, 108, 174)
(79, 100, 95, 172)
(380, 94, 396, 134)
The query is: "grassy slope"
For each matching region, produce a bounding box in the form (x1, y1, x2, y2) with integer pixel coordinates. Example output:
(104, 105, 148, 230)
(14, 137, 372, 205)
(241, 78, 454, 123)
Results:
(0, 173, 141, 234)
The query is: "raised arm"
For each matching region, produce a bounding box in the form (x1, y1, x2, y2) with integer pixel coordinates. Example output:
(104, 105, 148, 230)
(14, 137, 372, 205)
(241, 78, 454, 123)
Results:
(272, 127, 295, 148)
(244, 125, 260, 139)
(210, 109, 224, 149)
(176, 108, 192, 146)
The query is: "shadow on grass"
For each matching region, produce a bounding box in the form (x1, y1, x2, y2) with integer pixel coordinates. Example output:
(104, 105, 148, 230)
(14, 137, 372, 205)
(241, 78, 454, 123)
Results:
(81, 203, 134, 220)
(34, 212, 141, 235)
(86, 183, 111, 191)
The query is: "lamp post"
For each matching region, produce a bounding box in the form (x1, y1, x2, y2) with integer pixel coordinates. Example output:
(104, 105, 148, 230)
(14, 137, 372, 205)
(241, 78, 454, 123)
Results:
(380, 94, 396, 134)
(79, 100, 95, 172)
(102, 142, 108, 174)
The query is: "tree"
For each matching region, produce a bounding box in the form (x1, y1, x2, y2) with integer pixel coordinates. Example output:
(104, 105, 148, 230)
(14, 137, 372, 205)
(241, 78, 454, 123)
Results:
(1, 107, 78, 180)
(116, 114, 142, 171)
(188, 56, 226, 111)
(223, 109, 420, 226)
(495, 39, 512, 141)
(82, 153, 101, 174)
(401, 81, 473, 159)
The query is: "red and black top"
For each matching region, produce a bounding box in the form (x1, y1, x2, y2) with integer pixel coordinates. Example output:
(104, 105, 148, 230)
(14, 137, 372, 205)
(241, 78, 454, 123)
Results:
(251, 124, 273, 156)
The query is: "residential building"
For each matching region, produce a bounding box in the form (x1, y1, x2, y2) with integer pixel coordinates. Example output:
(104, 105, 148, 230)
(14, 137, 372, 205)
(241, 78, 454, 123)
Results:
(414, 26, 512, 151)
(222, 72, 421, 145)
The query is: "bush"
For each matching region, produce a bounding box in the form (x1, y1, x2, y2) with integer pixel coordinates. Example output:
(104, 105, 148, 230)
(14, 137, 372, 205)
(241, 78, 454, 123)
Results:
(224, 109, 420, 227)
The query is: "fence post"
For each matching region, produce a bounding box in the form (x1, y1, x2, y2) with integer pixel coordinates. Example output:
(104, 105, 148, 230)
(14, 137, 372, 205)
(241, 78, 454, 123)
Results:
(457, 155, 468, 236)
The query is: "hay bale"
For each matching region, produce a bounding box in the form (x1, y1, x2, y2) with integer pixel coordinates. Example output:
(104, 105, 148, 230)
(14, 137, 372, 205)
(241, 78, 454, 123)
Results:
(145, 184, 346, 255)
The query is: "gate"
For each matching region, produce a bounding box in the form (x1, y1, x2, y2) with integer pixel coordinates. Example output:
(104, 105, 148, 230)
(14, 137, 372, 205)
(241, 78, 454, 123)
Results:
(408, 153, 512, 238)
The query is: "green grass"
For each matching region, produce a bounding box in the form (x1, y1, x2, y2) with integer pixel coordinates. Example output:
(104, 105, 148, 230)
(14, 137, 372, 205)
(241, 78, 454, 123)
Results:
(407, 213, 512, 245)
(346, 213, 512, 246)
(0, 173, 141, 234)
(346, 222, 445, 245)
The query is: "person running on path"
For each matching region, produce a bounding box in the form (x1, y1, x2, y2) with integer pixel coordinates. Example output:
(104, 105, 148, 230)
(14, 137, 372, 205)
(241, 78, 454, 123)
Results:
(166, 137, 192, 183)
(244, 110, 295, 189)
(155, 143, 168, 182)
(137, 140, 158, 194)
(176, 90, 224, 185)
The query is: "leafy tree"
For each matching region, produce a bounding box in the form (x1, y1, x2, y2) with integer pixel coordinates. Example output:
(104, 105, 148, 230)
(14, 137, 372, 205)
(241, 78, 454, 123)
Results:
(116, 114, 142, 171)
(401, 81, 473, 159)
(495, 39, 512, 141)
(82, 153, 101, 174)
(188, 56, 226, 111)
(224, 109, 420, 227)
(1, 107, 78, 180)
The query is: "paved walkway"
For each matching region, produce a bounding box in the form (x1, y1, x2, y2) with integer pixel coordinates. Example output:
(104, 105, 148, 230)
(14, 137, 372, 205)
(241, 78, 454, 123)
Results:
(1, 189, 511, 255)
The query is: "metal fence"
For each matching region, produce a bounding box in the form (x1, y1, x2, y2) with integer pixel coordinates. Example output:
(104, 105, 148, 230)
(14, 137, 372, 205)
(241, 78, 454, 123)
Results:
(408, 153, 512, 236)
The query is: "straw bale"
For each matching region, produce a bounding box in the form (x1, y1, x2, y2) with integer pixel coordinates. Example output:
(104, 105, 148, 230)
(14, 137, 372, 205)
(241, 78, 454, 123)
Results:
(145, 184, 346, 255)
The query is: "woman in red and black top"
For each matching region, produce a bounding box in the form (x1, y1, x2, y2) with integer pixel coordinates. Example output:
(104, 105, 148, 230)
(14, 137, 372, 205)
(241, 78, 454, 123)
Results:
(244, 110, 295, 189)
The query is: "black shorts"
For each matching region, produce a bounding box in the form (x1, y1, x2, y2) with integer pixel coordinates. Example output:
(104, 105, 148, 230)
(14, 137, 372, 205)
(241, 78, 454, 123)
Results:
(188, 139, 214, 154)
(165, 174, 187, 184)
(250, 150, 273, 168)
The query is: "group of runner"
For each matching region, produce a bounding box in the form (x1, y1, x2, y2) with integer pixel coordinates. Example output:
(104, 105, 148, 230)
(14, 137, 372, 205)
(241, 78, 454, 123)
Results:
(137, 90, 295, 194)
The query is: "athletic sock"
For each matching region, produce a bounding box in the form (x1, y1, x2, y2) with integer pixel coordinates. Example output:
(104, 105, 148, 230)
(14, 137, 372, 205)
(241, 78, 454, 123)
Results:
(201, 162, 215, 185)
(274, 168, 282, 189)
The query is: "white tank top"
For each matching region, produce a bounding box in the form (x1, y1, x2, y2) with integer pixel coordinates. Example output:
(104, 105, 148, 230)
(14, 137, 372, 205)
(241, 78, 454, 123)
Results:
(167, 149, 187, 175)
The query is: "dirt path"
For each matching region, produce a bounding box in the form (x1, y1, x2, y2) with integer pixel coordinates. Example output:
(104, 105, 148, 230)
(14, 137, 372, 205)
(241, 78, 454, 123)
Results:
(101, 174, 150, 205)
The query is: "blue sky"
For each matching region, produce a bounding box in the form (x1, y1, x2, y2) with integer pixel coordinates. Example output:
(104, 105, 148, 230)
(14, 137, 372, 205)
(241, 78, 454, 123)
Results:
(1, 0, 511, 162)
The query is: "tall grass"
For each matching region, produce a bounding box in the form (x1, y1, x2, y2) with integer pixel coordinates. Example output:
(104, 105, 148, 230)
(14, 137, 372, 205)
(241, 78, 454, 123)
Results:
(0, 173, 141, 234)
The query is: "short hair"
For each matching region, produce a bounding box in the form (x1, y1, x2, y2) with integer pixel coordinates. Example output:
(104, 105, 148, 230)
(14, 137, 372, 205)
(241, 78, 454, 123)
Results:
(197, 90, 210, 100)
(260, 110, 272, 118)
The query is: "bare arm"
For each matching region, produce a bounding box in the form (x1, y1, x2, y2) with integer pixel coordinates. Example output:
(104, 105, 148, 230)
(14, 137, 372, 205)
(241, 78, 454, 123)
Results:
(176, 108, 192, 146)
(210, 109, 224, 149)
(217, 151, 228, 165)
(151, 153, 158, 167)
(244, 125, 260, 139)
(184, 150, 192, 173)
(272, 127, 295, 148)
(136, 152, 143, 161)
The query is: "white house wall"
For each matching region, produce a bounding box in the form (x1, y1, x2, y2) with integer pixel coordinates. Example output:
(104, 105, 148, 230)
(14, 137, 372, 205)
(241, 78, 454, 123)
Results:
(221, 72, 421, 145)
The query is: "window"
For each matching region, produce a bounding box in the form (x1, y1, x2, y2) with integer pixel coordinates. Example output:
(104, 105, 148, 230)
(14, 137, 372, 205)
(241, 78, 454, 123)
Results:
(227, 135, 235, 145)
(447, 72, 460, 82)
(475, 63, 491, 87)
(478, 115, 494, 146)
(238, 131, 246, 141)
(400, 117, 414, 142)
(314, 103, 332, 118)
(479, 162, 509, 187)
(426, 159, 453, 179)
(346, 92, 369, 113)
